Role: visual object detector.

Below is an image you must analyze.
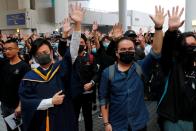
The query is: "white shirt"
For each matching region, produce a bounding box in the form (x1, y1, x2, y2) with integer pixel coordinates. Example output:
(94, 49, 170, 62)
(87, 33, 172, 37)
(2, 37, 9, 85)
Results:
(144, 43, 152, 56)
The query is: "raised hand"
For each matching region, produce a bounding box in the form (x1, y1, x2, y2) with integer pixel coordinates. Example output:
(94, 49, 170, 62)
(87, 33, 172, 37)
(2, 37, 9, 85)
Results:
(112, 23, 123, 39)
(22, 34, 30, 41)
(92, 21, 98, 32)
(168, 6, 184, 31)
(70, 3, 85, 23)
(62, 18, 72, 33)
(150, 5, 167, 28)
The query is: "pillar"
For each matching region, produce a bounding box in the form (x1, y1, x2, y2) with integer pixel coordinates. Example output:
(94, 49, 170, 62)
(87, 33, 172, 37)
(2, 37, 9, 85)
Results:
(185, 0, 196, 31)
(119, 0, 127, 32)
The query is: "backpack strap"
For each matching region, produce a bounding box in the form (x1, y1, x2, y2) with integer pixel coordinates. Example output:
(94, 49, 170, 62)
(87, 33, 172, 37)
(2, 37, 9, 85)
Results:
(109, 62, 145, 82)
(134, 62, 145, 82)
(109, 64, 115, 82)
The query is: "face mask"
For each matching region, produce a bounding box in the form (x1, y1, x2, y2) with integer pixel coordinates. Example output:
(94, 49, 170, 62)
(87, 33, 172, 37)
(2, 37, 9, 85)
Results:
(20, 41, 25, 45)
(79, 45, 85, 53)
(36, 54, 51, 66)
(0, 51, 4, 58)
(183, 45, 196, 68)
(119, 51, 135, 64)
(92, 48, 97, 54)
(103, 42, 110, 49)
(185, 45, 196, 56)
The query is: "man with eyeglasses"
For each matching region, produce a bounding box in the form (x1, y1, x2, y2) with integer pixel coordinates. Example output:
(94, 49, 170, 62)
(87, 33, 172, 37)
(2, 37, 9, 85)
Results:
(99, 6, 166, 131)
(0, 39, 30, 131)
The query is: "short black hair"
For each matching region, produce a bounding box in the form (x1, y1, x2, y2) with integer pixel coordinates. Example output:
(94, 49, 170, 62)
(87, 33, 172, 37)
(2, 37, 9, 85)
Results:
(30, 38, 53, 56)
(124, 30, 137, 38)
(81, 33, 87, 43)
(0, 40, 4, 44)
(182, 32, 196, 41)
(115, 37, 135, 51)
(5, 39, 18, 46)
(101, 35, 111, 42)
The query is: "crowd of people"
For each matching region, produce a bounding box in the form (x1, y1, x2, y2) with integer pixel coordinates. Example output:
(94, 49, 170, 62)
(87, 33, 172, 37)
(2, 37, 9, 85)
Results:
(0, 3, 195, 131)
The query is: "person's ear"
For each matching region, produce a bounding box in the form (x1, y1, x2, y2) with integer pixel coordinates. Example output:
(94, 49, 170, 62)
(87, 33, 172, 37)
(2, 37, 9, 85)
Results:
(16, 47, 20, 53)
(50, 50, 54, 58)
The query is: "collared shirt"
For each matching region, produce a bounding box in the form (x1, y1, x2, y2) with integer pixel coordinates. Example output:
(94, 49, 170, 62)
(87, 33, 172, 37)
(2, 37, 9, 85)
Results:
(99, 49, 160, 131)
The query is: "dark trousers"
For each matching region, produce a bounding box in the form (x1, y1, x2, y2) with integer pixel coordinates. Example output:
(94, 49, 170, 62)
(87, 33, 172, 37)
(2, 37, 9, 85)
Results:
(73, 93, 93, 131)
(128, 125, 147, 131)
(1, 102, 20, 131)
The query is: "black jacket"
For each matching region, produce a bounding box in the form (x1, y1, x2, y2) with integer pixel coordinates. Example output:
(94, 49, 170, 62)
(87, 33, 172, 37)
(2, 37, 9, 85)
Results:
(158, 30, 196, 125)
(71, 52, 99, 98)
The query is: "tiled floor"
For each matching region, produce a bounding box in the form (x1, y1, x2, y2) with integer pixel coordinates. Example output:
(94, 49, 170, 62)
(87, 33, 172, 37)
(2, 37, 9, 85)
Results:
(0, 103, 7, 131)
(0, 101, 160, 131)
(79, 101, 160, 131)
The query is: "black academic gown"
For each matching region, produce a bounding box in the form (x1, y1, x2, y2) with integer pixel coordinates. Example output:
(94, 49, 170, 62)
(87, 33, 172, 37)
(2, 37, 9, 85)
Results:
(19, 48, 77, 131)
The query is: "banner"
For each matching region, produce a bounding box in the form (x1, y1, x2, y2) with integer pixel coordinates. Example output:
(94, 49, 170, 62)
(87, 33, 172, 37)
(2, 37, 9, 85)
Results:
(7, 13, 26, 26)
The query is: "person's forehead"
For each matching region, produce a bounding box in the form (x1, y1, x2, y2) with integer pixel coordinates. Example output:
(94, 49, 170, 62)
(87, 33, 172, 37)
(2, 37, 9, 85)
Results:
(104, 38, 110, 41)
(4, 42, 17, 47)
(91, 43, 96, 46)
(186, 36, 196, 45)
(118, 40, 134, 48)
(37, 44, 50, 52)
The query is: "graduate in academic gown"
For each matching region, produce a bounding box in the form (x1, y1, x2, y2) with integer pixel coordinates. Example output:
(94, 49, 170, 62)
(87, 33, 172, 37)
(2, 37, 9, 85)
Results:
(18, 3, 85, 131)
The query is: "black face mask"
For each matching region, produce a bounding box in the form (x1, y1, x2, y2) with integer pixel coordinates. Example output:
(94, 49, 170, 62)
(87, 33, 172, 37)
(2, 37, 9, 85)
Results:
(36, 54, 51, 66)
(183, 45, 196, 69)
(119, 51, 135, 64)
(184, 45, 196, 56)
(78, 45, 85, 53)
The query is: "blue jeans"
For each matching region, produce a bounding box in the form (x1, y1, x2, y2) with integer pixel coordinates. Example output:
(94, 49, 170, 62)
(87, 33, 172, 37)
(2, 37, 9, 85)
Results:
(164, 120, 193, 131)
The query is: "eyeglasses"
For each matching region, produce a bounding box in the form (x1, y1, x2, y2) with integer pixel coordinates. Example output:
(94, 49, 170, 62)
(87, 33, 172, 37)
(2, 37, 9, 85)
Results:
(3, 47, 17, 52)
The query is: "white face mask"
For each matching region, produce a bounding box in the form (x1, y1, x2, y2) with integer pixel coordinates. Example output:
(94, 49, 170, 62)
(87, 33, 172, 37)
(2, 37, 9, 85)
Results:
(103, 42, 110, 49)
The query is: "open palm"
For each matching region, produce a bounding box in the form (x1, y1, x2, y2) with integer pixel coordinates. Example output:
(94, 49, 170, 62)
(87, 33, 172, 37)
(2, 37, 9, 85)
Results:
(150, 6, 166, 28)
(112, 23, 123, 38)
(70, 3, 85, 23)
(92, 21, 98, 31)
(63, 18, 71, 33)
(168, 6, 184, 31)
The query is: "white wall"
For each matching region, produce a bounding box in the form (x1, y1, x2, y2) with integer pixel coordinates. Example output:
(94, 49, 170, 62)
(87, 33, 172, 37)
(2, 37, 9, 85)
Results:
(35, 0, 55, 33)
(54, 0, 68, 24)
(83, 10, 131, 26)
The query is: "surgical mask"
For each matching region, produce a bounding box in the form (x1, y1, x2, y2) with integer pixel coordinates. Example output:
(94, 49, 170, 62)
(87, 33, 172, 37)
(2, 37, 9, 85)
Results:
(92, 48, 97, 54)
(103, 42, 110, 49)
(20, 41, 25, 45)
(36, 54, 51, 66)
(0, 51, 4, 58)
(119, 51, 135, 64)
